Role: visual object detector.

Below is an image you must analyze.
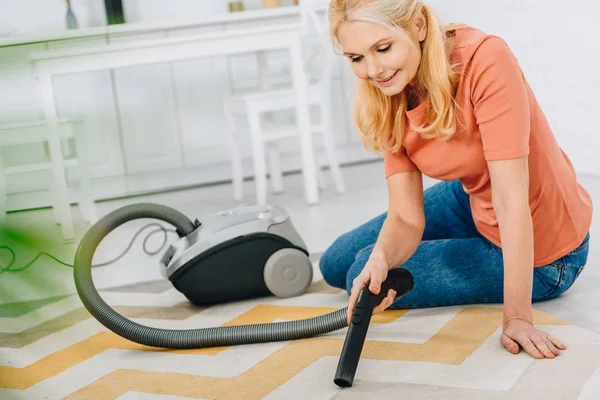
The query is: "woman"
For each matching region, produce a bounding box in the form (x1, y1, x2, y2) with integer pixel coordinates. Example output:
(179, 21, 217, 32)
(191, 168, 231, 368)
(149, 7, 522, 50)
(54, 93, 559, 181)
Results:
(319, 0, 593, 359)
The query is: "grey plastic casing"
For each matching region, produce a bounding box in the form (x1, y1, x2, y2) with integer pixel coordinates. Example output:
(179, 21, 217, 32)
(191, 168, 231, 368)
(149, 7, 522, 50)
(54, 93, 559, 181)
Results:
(159, 204, 308, 280)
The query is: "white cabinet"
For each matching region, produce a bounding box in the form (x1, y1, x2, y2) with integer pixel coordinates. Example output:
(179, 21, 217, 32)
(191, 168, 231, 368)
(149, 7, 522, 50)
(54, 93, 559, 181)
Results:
(172, 55, 232, 167)
(113, 62, 184, 174)
(108, 31, 183, 174)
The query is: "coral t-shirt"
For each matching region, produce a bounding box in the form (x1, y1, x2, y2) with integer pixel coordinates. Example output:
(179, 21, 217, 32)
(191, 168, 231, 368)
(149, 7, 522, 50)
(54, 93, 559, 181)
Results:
(383, 26, 592, 267)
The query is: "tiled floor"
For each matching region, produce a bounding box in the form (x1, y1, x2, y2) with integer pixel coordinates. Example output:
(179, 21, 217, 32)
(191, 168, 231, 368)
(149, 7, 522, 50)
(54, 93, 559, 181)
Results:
(1, 159, 599, 333)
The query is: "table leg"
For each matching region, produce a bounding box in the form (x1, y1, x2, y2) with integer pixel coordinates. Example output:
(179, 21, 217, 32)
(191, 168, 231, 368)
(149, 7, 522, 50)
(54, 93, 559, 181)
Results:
(38, 74, 75, 243)
(289, 35, 319, 205)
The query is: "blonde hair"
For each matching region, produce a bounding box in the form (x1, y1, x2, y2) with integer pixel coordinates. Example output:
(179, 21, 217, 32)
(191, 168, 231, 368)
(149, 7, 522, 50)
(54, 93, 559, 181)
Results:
(329, 0, 463, 154)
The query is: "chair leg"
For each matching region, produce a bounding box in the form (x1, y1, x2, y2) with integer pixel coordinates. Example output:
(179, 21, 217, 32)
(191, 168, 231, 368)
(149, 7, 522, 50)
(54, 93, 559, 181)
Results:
(223, 104, 244, 203)
(320, 95, 346, 194)
(247, 103, 268, 206)
(266, 141, 284, 194)
(316, 162, 328, 190)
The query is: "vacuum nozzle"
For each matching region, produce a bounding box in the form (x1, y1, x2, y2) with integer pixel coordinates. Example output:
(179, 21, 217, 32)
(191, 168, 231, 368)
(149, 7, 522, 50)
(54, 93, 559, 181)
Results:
(333, 268, 414, 388)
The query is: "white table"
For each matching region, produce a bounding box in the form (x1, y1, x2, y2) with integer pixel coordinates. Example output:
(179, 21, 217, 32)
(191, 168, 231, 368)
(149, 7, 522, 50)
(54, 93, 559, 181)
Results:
(28, 24, 320, 242)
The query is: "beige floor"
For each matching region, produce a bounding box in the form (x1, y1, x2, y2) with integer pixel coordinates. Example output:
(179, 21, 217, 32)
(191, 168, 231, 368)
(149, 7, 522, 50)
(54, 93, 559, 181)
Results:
(1, 160, 599, 399)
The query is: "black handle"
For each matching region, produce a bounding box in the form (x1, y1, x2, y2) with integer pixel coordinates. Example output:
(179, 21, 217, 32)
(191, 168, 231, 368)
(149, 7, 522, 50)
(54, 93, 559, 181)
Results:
(333, 268, 414, 388)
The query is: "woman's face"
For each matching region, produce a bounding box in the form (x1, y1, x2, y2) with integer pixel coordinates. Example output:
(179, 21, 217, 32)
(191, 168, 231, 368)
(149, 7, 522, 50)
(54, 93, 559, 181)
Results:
(337, 17, 426, 96)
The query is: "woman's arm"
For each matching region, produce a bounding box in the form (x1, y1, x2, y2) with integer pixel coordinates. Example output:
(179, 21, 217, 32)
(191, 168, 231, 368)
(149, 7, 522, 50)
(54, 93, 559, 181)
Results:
(488, 156, 533, 323)
(488, 155, 565, 358)
(346, 170, 425, 321)
(373, 170, 426, 270)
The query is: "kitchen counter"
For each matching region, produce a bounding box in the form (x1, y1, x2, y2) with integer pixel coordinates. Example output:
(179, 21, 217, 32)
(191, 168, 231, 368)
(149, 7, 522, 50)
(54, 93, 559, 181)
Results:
(0, 6, 301, 48)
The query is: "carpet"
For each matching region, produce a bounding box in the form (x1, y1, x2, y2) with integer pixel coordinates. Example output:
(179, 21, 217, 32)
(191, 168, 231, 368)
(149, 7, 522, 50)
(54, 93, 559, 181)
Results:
(1, 268, 600, 400)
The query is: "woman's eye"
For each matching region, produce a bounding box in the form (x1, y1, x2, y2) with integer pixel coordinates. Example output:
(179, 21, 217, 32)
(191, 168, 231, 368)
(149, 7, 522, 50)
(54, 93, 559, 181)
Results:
(378, 45, 391, 53)
(351, 56, 363, 63)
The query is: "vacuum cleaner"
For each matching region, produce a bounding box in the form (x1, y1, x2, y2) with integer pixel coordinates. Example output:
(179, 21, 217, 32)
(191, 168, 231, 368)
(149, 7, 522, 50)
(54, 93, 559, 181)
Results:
(73, 202, 414, 387)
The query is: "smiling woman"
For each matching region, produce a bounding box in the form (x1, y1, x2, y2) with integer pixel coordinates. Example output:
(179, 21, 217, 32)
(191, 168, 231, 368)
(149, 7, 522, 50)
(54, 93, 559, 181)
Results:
(341, 28, 416, 91)
(319, 0, 593, 361)
(329, 0, 462, 153)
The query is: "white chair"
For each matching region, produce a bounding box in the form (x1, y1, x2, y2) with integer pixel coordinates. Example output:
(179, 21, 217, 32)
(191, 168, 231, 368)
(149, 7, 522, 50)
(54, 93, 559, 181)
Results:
(223, 0, 346, 206)
(0, 119, 97, 241)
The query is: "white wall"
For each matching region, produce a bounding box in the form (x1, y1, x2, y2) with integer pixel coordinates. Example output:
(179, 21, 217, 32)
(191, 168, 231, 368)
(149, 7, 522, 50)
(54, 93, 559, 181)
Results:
(428, 0, 600, 176)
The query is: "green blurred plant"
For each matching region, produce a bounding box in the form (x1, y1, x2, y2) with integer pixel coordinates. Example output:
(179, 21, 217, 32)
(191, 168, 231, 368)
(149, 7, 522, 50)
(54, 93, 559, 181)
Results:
(0, 219, 172, 309)
(0, 223, 71, 274)
(0, 220, 76, 310)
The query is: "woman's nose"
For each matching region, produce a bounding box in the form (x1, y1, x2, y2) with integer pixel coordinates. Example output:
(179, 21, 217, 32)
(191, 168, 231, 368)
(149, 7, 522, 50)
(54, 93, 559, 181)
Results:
(366, 59, 384, 80)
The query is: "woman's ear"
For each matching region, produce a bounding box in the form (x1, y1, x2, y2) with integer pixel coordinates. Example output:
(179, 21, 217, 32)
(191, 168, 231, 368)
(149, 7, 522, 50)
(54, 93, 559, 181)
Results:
(414, 8, 428, 42)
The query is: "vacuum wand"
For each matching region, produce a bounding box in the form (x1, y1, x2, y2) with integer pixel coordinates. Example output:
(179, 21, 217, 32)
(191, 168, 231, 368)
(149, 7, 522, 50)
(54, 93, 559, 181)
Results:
(334, 268, 414, 388)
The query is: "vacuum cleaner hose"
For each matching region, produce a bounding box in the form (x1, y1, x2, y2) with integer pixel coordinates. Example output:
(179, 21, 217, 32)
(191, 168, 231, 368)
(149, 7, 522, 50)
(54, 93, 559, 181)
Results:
(73, 203, 349, 349)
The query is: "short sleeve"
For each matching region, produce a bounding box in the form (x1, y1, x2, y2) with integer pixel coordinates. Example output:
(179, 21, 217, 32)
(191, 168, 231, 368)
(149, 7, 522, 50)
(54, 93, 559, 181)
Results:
(383, 146, 419, 178)
(470, 36, 530, 161)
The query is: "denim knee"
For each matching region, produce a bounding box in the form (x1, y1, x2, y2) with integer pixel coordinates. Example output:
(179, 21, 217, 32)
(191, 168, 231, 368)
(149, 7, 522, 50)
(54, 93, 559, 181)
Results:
(345, 264, 359, 296)
(318, 236, 350, 289)
(318, 212, 386, 290)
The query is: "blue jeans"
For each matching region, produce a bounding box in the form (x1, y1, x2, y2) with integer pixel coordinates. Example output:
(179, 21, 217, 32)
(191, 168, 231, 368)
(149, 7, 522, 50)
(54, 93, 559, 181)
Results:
(319, 180, 590, 309)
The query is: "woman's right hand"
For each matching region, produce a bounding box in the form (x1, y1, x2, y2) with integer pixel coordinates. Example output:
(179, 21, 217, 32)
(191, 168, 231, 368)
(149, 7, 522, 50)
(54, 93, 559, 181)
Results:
(347, 254, 397, 324)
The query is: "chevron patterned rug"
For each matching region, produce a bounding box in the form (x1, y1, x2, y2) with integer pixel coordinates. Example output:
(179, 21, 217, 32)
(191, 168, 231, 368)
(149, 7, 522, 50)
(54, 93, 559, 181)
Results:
(2, 263, 600, 400)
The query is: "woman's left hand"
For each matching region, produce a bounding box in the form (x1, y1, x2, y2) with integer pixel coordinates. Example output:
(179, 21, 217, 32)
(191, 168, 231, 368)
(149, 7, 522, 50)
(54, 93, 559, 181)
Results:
(501, 318, 567, 358)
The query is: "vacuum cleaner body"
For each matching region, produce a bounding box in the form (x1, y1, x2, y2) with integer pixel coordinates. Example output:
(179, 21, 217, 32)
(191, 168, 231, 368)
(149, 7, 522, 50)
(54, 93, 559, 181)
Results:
(160, 205, 313, 305)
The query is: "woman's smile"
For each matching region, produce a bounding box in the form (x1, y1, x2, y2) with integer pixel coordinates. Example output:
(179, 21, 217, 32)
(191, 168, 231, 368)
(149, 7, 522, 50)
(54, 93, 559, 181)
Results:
(375, 70, 398, 86)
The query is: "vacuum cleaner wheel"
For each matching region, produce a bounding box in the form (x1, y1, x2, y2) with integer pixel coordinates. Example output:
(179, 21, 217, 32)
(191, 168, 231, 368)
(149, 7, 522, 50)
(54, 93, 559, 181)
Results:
(263, 248, 313, 298)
